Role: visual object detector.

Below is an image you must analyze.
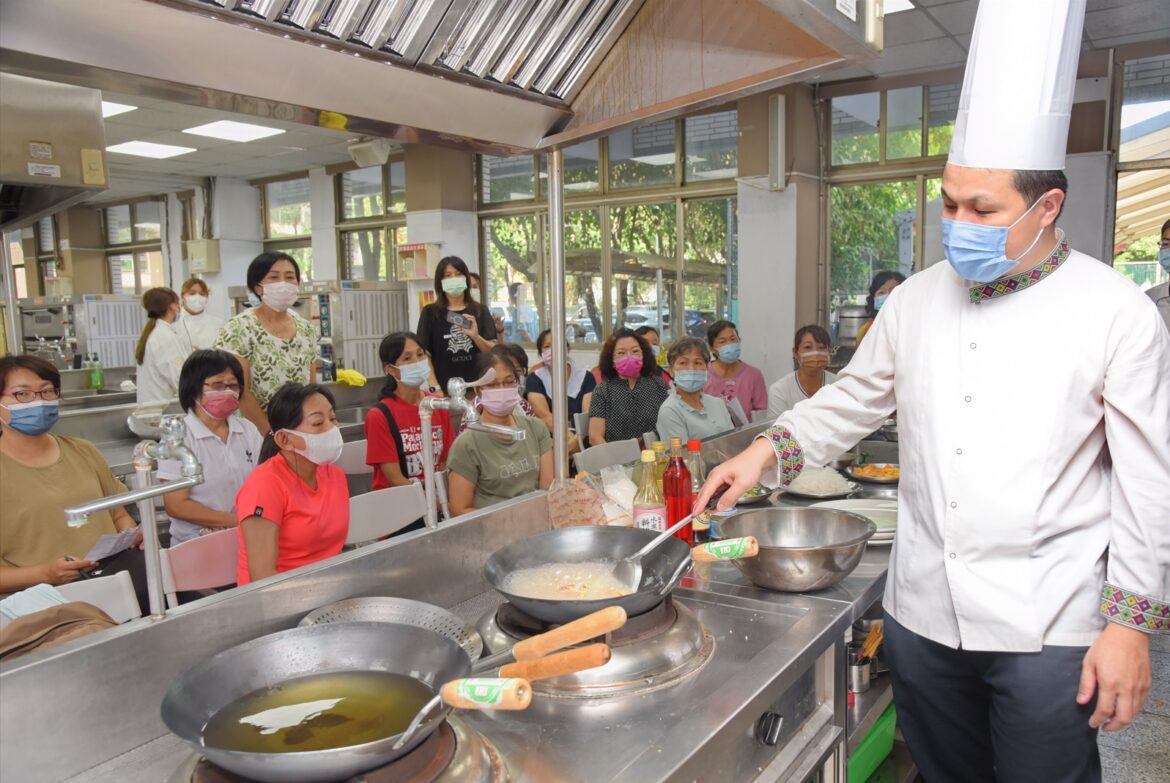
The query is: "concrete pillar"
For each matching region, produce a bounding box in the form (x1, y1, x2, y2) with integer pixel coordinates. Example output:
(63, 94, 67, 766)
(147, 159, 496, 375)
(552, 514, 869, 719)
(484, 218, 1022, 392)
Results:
(205, 177, 263, 320)
(309, 166, 338, 281)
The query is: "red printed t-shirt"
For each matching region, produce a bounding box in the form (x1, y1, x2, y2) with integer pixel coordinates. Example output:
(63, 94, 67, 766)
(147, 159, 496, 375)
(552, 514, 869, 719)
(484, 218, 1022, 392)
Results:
(364, 394, 454, 490)
(234, 455, 349, 585)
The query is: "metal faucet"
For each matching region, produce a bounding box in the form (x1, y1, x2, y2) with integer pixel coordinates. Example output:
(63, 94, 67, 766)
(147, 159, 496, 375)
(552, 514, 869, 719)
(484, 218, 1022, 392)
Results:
(63, 415, 203, 619)
(418, 368, 526, 528)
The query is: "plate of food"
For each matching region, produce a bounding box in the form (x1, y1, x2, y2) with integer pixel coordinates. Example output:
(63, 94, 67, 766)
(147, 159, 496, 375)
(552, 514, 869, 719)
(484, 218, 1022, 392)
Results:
(736, 484, 775, 504)
(782, 467, 859, 499)
(846, 463, 901, 484)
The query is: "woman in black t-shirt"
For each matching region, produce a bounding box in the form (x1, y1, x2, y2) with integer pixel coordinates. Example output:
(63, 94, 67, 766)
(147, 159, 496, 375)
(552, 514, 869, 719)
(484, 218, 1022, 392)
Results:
(416, 256, 497, 393)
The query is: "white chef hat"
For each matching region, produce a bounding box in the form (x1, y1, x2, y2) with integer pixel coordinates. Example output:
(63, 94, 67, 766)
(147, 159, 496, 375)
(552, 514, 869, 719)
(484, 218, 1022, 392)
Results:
(948, 0, 1086, 171)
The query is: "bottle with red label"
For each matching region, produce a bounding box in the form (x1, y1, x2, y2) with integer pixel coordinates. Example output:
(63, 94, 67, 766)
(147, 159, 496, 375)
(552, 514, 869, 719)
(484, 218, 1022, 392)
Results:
(632, 449, 667, 532)
(663, 437, 694, 545)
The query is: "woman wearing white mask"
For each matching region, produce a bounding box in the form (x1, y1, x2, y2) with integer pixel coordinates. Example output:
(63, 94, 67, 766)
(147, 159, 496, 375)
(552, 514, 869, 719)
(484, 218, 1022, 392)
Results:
(656, 337, 733, 444)
(364, 332, 453, 505)
(767, 326, 840, 418)
(135, 287, 188, 405)
(234, 383, 348, 585)
(447, 350, 552, 516)
(159, 351, 263, 546)
(177, 277, 225, 351)
(214, 252, 317, 434)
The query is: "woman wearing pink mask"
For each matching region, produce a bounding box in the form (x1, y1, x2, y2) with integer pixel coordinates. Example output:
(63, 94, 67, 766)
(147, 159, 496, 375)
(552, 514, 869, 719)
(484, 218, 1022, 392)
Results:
(447, 350, 553, 516)
(588, 328, 670, 445)
(160, 350, 264, 546)
(215, 252, 317, 435)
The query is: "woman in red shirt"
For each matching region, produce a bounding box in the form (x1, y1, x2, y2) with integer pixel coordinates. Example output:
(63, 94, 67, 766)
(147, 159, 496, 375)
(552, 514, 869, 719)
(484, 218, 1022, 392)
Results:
(235, 383, 349, 585)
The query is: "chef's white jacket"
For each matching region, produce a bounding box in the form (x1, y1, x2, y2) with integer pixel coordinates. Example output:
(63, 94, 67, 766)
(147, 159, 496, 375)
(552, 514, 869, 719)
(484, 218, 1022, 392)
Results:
(136, 319, 191, 405)
(773, 246, 1170, 652)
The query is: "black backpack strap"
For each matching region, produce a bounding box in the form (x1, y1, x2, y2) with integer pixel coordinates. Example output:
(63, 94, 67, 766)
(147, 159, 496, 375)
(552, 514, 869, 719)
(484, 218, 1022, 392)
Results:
(375, 401, 411, 478)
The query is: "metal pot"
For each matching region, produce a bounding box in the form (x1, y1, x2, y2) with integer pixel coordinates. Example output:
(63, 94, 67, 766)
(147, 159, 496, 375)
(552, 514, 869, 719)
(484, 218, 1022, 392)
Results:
(718, 507, 875, 592)
(484, 526, 692, 624)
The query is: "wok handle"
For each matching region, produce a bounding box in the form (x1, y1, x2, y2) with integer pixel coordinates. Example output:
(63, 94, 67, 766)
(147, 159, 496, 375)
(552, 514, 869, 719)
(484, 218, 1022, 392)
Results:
(500, 643, 611, 681)
(692, 536, 760, 563)
(441, 678, 532, 711)
(512, 606, 628, 661)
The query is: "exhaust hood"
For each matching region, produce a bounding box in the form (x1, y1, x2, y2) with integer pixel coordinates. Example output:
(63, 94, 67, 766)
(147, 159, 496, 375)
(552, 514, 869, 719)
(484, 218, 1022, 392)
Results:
(0, 73, 108, 231)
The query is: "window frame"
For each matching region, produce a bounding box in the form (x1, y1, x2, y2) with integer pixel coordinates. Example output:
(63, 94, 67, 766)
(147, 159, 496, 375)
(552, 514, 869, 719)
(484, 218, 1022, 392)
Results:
(333, 159, 408, 281)
(100, 198, 167, 295)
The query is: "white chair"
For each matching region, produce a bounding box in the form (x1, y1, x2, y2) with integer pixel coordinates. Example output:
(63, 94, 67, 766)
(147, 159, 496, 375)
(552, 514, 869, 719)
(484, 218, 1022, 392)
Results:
(160, 529, 239, 609)
(573, 438, 641, 475)
(57, 571, 142, 624)
(346, 480, 427, 545)
(572, 412, 589, 437)
(337, 439, 373, 476)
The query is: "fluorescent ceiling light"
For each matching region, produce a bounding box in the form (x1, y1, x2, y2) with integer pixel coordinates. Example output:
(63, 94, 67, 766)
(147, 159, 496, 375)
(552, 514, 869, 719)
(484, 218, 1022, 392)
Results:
(101, 101, 137, 118)
(885, 0, 915, 14)
(182, 120, 286, 142)
(107, 141, 197, 159)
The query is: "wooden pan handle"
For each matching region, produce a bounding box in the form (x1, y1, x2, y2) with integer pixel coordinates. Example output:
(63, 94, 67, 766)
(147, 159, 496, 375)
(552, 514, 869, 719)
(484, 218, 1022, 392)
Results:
(512, 605, 628, 661)
(691, 536, 760, 563)
(440, 678, 532, 711)
(500, 643, 611, 681)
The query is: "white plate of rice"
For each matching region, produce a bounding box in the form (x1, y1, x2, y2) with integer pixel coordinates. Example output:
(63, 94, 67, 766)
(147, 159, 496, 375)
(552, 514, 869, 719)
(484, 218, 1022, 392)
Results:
(783, 467, 858, 499)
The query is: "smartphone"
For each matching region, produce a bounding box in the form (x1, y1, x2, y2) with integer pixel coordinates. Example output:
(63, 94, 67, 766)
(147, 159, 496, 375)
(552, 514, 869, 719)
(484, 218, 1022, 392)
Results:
(445, 311, 472, 329)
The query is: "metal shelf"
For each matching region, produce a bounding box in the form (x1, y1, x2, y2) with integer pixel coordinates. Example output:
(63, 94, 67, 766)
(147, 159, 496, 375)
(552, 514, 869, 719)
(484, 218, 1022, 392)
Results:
(847, 671, 894, 753)
(890, 740, 919, 783)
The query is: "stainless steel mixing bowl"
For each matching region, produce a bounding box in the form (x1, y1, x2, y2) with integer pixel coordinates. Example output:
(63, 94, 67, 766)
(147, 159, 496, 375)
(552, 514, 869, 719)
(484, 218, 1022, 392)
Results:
(718, 507, 875, 592)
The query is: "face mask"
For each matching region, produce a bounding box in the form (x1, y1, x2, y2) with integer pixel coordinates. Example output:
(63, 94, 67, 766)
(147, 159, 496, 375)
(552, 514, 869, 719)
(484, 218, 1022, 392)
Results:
(199, 389, 239, 420)
(481, 387, 521, 416)
(541, 349, 553, 366)
(283, 425, 343, 465)
(615, 355, 643, 378)
(941, 196, 1046, 283)
(0, 399, 59, 436)
(1159, 247, 1170, 273)
(396, 359, 431, 388)
(873, 294, 889, 311)
(716, 343, 742, 363)
(185, 294, 207, 314)
(674, 370, 707, 393)
(441, 277, 468, 297)
(260, 281, 300, 312)
(798, 350, 830, 366)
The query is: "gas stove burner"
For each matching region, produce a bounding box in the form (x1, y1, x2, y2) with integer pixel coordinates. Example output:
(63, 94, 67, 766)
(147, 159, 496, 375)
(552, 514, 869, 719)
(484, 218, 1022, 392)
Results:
(480, 598, 714, 700)
(175, 717, 505, 783)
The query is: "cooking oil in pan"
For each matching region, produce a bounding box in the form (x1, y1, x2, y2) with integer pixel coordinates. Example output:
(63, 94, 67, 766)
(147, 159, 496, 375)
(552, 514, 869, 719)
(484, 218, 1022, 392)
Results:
(201, 671, 433, 753)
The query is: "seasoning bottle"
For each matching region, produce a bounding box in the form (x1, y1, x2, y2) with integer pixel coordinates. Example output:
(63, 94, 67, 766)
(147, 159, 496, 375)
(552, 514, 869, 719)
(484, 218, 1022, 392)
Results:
(663, 437, 693, 545)
(632, 450, 667, 532)
(686, 439, 709, 543)
(652, 440, 667, 491)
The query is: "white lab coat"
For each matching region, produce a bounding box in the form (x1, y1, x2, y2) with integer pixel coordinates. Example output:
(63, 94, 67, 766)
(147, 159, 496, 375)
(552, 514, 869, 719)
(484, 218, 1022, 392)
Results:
(774, 248, 1170, 652)
(136, 319, 190, 404)
(178, 310, 226, 351)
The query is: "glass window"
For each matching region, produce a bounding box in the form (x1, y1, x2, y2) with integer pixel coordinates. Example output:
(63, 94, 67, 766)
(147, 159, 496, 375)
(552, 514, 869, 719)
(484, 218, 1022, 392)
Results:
(481, 155, 536, 203)
(265, 244, 314, 281)
(831, 92, 880, 166)
(483, 214, 540, 342)
(828, 180, 917, 327)
(608, 121, 677, 189)
(389, 159, 406, 213)
(610, 202, 677, 340)
(1120, 54, 1170, 163)
(265, 178, 312, 238)
(564, 208, 604, 345)
(137, 250, 165, 290)
(108, 253, 135, 295)
(927, 82, 961, 156)
(133, 201, 162, 242)
(684, 197, 736, 335)
(341, 228, 389, 281)
(8, 232, 28, 299)
(886, 87, 923, 160)
(1113, 168, 1170, 288)
(923, 176, 945, 268)
(685, 110, 739, 182)
(105, 204, 132, 245)
(340, 166, 385, 219)
(539, 140, 601, 196)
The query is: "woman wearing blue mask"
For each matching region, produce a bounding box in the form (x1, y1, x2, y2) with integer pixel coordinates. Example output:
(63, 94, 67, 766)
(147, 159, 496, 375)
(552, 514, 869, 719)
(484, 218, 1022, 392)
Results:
(1144, 218, 1170, 332)
(657, 337, 733, 444)
(855, 270, 906, 346)
(0, 355, 146, 603)
(704, 320, 767, 427)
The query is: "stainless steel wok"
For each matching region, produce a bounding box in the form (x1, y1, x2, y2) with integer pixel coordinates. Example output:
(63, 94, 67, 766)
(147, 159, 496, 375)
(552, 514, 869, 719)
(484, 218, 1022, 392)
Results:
(484, 526, 693, 624)
(718, 507, 875, 592)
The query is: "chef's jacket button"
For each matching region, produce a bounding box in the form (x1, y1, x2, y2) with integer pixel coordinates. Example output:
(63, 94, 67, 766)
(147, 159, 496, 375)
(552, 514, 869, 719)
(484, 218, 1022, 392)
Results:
(949, 553, 957, 559)
(956, 448, 963, 455)
(964, 395, 972, 403)
(969, 342, 977, 349)
(950, 501, 958, 508)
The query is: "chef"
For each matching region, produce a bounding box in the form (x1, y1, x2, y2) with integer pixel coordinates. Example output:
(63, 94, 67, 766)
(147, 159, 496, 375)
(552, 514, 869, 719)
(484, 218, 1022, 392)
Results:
(697, 1, 1169, 780)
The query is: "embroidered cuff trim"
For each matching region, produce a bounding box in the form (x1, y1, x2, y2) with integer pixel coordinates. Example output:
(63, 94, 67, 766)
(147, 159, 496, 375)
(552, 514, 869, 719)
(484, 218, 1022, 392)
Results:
(757, 426, 805, 488)
(1100, 583, 1169, 632)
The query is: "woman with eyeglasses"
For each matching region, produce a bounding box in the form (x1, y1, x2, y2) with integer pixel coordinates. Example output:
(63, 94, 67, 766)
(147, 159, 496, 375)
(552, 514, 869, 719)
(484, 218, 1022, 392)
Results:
(159, 350, 264, 545)
(0, 355, 146, 605)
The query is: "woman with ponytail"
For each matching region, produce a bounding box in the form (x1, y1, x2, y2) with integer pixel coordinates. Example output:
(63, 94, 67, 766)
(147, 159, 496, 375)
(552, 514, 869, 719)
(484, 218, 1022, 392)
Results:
(135, 287, 189, 405)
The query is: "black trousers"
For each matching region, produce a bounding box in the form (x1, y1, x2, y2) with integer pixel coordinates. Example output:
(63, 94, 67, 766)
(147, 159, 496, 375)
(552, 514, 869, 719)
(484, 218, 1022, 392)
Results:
(882, 612, 1100, 783)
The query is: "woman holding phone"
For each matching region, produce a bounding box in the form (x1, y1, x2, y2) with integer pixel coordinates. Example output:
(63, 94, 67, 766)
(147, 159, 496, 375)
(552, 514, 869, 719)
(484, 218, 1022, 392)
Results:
(415, 257, 497, 394)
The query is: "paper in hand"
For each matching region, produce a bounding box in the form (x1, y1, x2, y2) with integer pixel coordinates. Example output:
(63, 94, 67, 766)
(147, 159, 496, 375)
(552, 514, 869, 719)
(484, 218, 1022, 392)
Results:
(83, 526, 139, 562)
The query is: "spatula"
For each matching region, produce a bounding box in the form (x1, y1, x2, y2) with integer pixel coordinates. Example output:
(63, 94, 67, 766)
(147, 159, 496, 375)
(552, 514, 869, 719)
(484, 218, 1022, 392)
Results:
(611, 490, 724, 593)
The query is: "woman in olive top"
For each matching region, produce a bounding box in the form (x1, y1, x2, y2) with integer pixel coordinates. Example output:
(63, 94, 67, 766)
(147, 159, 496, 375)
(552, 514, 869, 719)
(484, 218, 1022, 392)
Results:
(416, 256, 497, 394)
(588, 328, 671, 445)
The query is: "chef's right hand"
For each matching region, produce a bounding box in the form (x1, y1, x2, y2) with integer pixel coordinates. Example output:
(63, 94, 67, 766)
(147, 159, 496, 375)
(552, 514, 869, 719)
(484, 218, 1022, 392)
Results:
(693, 438, 778, 514)
(42, 557, 96, 585)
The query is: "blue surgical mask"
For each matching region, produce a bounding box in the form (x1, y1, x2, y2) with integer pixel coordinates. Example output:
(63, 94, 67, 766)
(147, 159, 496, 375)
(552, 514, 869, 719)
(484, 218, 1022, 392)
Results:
(1159, 247, 1170, 273)
(674, 370, 707, 393)
(716, 343, 741, 363)
(1, 399, 59, 435)
(395, 359, 431, 388)
(873, 294, 889, 311)
(941, 196, 1046, 283)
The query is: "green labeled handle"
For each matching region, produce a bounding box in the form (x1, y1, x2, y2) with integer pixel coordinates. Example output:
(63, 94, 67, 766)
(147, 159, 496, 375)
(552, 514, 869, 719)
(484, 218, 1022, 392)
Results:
(692, 536, 760, 563)
(442, 677, 531, 710)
